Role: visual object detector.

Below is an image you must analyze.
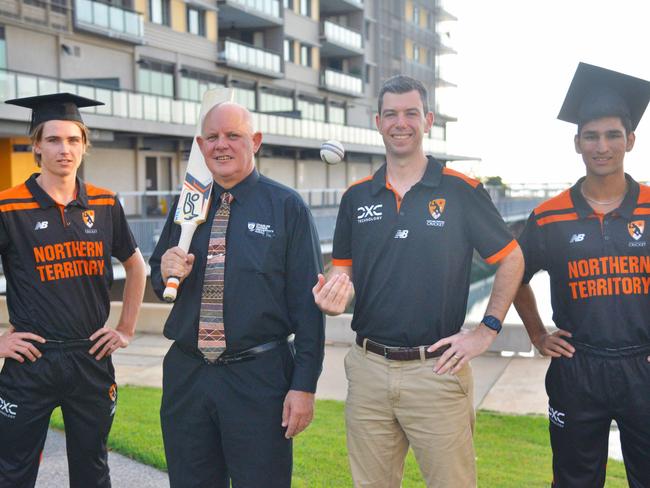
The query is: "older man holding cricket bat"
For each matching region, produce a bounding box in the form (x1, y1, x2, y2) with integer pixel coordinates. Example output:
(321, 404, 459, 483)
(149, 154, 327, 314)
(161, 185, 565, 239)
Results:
(149, 93, 324, 488)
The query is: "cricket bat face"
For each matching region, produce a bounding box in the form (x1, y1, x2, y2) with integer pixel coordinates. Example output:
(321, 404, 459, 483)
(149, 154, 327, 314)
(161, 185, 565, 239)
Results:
(173, 88, 235, 226)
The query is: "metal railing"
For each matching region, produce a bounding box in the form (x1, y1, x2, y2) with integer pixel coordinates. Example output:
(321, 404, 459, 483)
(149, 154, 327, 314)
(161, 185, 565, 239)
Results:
(227, 0, 280, 19)
(74, 0, 144, 42)
(219, 39, 282, 76)
(321, 68, 363, 96)
(322, 20, 362, 50)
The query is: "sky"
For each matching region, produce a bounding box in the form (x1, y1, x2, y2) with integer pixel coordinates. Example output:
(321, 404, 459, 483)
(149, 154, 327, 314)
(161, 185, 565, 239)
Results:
(443, 0, 650, 184)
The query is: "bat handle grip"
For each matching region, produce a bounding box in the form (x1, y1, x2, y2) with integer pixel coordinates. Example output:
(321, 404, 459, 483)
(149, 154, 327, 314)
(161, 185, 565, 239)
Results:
(162, 222, 198, 303)
(163, 278, 180, 302)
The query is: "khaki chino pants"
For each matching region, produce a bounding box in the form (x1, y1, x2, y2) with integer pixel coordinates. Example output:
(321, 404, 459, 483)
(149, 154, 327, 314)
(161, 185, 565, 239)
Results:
(345, 343, 476, 488)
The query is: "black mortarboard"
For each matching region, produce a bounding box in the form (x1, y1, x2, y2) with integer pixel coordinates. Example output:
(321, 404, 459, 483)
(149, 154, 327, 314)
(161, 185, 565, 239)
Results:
(557, 62, 650, 131)
(4, 92, 104, 132)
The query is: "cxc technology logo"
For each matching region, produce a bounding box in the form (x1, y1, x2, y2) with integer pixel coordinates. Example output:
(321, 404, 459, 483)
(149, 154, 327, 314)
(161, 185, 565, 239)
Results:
(548, 405, 565, 428)
(357, 204, 383, 223)
(0, 395, 18, 419)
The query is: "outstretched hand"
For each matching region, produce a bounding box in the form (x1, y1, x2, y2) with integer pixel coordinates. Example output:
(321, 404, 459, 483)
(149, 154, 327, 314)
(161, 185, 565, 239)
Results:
(312, 273, 353, 316)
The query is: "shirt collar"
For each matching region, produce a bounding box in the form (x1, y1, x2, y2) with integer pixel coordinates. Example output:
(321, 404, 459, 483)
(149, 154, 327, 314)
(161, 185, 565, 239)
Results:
(212, 168, 260, 204)
(570, 173, 639, 220)
(25, 173, 87, 208)
(370, 156, 443, 196)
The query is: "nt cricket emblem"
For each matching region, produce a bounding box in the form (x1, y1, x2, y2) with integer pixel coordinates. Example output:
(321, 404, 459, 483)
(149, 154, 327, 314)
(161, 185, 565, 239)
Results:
(82, 210, 95, 228)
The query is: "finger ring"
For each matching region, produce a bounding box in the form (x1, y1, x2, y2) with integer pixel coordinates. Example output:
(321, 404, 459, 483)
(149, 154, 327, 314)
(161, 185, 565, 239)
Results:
(453, 354, 461, 360)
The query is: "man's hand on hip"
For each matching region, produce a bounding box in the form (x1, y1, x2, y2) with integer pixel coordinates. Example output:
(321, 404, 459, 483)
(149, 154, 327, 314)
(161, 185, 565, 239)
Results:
(429, 324, 497, 375)
(282, 390, 315, 439)
(0, 327, 45, 362)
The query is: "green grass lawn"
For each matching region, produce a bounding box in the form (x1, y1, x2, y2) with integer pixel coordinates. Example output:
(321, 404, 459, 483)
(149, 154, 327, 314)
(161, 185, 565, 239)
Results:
(51, 386, 629, 487)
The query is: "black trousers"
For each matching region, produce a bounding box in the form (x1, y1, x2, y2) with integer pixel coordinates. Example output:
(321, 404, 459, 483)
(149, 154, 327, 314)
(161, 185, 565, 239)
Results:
(161, 342, 294, 488)
(546, 349, 650, 488)
(0, 348, 116, 488)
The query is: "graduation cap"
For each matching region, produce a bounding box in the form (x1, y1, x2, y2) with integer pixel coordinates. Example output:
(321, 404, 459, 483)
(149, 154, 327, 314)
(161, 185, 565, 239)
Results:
(557, 62, 650, 131)
(4, 92, 104, 133)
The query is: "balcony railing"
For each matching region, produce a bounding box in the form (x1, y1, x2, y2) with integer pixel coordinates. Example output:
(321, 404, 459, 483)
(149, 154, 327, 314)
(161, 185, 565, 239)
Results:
(218, 39, 283, 77)
(321, 68, 363, 96)
(0, 68, 447, 155)
(74, 0, 144, 43)
(225, 0, 280, 19)
(322, 20, 362, 50)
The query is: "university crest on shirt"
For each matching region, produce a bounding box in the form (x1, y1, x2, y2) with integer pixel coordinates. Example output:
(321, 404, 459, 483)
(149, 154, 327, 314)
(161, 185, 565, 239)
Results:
(628, 220, 645, 241)
(428, 199, 446, 220)
(82, 210, 95, 228)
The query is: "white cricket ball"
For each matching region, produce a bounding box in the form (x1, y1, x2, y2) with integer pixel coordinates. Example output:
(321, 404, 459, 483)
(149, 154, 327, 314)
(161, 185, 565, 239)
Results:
(320, 140, 345, 165)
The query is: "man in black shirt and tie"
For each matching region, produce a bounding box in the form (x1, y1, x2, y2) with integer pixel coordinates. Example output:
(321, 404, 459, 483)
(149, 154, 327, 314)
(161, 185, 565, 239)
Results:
(150, 102, 325, 488)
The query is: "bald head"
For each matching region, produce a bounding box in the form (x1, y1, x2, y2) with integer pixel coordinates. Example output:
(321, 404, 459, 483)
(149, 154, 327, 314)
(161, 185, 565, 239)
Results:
(196, 100, 263, 189)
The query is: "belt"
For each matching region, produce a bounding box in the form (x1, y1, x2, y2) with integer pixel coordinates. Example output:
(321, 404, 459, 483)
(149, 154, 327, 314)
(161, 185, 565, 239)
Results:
(36, 339, 94, 351)
(177, 338, 289, 365)
(356, 335, 449, 361)
(570, 340, 650, 358)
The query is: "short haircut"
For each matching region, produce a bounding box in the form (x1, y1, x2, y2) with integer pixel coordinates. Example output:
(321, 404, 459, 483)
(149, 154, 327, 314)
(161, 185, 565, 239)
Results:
(378, 75, 429, 114)
(577, 115, 633, 137)
(30, 120, 90, 166)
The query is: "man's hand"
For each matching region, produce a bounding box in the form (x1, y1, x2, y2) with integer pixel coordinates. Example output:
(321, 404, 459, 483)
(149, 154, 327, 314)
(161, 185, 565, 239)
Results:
(161, 247, 196, 284)
(0, 328, 45, 363)
(89, 327, 132, 360)
(281, 390, 315, 439)
(532, 329, 574, 358)
(429, 325, 497, 375)
(312, 273, 354, 316)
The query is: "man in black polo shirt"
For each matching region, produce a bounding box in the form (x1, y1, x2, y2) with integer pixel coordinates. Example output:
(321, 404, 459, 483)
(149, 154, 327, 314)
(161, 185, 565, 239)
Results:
(150, 102, 324, 488)
(514, 64, 650, 488)
(314, 75, 524, 487)
(0, 93, 146, 487)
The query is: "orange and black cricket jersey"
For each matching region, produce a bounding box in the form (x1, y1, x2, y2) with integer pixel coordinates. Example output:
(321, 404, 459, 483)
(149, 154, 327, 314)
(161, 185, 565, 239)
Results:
(332, 156, 517, 347)
(520, 174, 650, 348)
(0, 174, 137, 340)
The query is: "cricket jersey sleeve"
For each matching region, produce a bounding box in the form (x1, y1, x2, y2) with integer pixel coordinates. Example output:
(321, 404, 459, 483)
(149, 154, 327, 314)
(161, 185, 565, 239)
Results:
(518, 212, 547, 284)
(0, 215, 9, 254)
(331, 191, 353, 267)
(111, 199, 138, 262)
(465, 184, 518, 264)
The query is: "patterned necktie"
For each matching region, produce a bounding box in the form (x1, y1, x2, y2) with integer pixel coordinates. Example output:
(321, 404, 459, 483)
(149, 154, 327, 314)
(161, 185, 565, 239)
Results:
(198, 192, 232, 362)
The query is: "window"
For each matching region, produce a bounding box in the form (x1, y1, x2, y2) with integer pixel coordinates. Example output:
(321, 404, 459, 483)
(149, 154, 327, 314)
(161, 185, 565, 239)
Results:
(329, 105, 345, 125)
(0, 27, 5, 70)
(299, 43, 312, 67)
(297, 98, 325, 121)
(260, 91, 293, 113)
(149, 0, 170, 25)
(180, 69, 224, 101)
(432, 124, 446, 141)
(186, 6, 205, 36)
(413, 6, 420, 25)
(365, 20, 371, 41)
(299, 0, 310, 17)
(233, 86, 256, 110)
(138, 60, 174, 97)
(283, 0, 293, 8)
(284, 39, 295, 63)
(412, 44, 420, 63)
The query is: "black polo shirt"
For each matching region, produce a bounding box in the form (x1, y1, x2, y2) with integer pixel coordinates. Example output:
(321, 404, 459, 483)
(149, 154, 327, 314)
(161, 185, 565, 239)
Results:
(332, 156, 517, 347)
(520, 173, 650, 348)
(150, 169, 325, 393)
(0, 174, 137, 339)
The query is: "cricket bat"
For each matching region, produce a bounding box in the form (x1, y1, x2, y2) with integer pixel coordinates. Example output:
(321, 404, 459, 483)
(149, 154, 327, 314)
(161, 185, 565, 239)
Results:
(163, 88, 235, 302)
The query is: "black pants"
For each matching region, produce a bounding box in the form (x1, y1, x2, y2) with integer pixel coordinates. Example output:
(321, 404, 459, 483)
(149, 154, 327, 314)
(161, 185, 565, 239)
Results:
(546, 348, 650, 488)
(161, 341, 294, 488)
(0, 347, 116, 488)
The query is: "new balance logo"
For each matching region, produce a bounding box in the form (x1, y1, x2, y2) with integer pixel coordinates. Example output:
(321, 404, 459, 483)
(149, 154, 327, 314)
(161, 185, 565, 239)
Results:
(34, 221, 48, 230)
(394, 229, 409, 239)
(569, 233, 585, 243)
(0, 396, 17, 418)
(548, 405, 565, 428)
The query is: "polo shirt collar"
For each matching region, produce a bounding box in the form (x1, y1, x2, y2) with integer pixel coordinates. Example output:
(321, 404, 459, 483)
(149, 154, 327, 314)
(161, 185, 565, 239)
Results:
(213, 168, 260, 203)
(25, 173, 88, 209)
(370, 156, 444, 196)
(570, 173, 639, 220)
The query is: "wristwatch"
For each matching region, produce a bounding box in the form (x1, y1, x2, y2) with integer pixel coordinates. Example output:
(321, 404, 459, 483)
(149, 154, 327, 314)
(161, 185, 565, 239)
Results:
(481, 315, 502, 334)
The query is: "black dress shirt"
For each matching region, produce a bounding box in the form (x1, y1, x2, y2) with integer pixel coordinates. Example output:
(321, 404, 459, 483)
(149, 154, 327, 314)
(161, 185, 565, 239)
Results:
(150, 169, 325, 393)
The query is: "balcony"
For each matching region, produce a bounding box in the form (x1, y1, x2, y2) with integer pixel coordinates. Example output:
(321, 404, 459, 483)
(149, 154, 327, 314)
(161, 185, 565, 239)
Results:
(320, 21, 363, 57)
(320, 68, 363, 96)
(218, 39, 283, 78)
(319, 0, 363, 15)
(216, 0, 282, 29)
(74, 0, 144, 43)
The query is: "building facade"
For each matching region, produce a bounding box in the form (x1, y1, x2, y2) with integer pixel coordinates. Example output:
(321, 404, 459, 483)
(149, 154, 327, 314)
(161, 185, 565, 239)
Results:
(0, 0, 461, 253)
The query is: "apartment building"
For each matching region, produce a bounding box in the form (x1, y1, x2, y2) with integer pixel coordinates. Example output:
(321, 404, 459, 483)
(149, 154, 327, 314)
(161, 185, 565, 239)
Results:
(0, 0, 462, 252)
